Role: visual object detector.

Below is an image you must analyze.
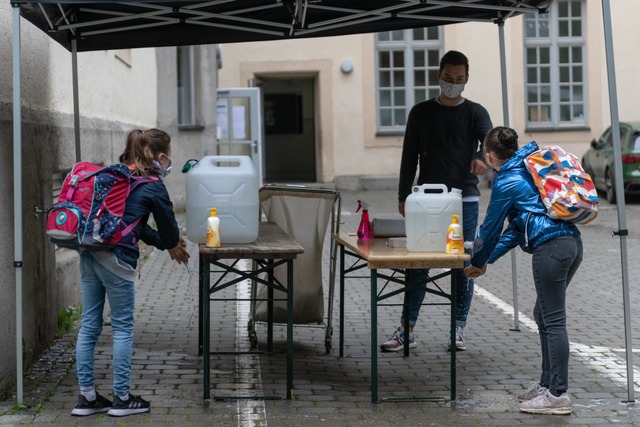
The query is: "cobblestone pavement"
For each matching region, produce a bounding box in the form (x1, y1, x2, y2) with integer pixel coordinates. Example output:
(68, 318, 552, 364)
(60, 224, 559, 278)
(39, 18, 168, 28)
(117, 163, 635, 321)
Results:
(2, 189, 640, 426)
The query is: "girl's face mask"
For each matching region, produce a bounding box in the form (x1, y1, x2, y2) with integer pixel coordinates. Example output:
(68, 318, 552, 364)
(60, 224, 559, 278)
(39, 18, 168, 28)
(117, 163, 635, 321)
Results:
(153, 154, 173, 178)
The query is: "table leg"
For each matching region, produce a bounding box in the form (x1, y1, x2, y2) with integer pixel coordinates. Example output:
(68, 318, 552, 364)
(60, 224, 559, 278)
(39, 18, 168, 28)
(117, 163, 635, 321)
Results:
(339, 244, 345, 358)
(450, 270, 457, 401)
(403, 284, 411, 358)
(287, 259, 294, 399)
(371, 268, 378, 403)
(267, 259, 274, 353)
(203, 258, 211, 400)
(198, 254, 203, 355)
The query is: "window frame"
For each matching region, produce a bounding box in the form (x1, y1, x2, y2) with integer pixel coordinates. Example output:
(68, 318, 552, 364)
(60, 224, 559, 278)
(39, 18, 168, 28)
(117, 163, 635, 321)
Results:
(524, 0, 587, 130)
(177, 45, 197, 127)
(375, 28, 443, 134)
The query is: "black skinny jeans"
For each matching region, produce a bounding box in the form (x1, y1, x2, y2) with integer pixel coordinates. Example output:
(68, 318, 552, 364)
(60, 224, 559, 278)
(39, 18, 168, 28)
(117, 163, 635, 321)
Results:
(531, 234, 583, 394)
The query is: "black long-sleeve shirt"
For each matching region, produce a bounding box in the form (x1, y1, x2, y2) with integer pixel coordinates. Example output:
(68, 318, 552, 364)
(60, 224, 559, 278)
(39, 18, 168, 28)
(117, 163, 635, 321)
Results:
(398, 98, 493, 202)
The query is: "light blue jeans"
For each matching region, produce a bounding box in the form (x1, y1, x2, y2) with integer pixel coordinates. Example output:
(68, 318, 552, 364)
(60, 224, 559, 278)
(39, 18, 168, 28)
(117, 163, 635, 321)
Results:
(76, 252, 135, 396)
(403, 201, 478, 328)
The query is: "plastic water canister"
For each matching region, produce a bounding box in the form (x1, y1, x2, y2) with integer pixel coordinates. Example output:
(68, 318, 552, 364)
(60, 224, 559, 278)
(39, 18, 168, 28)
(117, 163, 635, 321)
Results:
(185, 155, 259, 244)
(404, 184, 462, 252)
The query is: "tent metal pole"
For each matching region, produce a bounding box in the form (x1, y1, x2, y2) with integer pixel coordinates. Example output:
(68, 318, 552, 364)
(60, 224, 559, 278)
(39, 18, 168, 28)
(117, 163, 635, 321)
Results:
(497, 20, 520, 332)
(12, 5, 24, 405)
(72, 39, 81, 162)
(601, 0, 635, 403)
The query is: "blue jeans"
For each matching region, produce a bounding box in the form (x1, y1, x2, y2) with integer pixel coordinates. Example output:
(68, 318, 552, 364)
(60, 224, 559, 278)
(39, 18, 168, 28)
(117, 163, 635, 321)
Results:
(403, 201, 478, 328)
(532, 235, 582, 394)
(76, 252, 135, 396)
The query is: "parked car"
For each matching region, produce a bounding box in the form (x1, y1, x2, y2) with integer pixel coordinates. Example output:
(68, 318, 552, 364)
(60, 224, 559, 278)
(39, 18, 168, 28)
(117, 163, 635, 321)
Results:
(581, 121, 640, 204)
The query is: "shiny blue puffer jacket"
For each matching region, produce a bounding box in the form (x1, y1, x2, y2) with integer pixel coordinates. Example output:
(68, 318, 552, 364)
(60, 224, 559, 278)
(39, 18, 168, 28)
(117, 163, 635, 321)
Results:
(470, 141, 580, 268)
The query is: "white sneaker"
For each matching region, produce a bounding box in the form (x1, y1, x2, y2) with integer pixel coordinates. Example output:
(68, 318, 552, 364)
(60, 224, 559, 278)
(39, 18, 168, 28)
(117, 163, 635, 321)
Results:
(517, 382, 546, 402)
(380, 327, 416, 352)
(518, 389, 571, 415)
(447, 326, 466, 351)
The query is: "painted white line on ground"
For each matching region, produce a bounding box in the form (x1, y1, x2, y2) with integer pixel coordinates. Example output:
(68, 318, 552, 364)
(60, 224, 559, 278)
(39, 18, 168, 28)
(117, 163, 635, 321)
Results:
(236, 259, 267, 427)
(474, 285, 640, 393)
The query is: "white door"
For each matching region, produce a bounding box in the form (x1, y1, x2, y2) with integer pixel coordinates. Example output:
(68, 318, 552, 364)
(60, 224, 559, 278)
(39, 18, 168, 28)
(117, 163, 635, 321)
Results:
(216, 88, 263, 183)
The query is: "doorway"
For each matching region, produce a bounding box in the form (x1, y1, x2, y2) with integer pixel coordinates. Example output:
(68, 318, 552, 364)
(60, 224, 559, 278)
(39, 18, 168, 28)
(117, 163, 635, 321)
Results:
(260, 77, 316, 182)
(216, 88, 263, 181)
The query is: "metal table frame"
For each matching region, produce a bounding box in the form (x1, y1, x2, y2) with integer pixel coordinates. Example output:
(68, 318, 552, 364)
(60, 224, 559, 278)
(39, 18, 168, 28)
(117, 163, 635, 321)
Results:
(333, 233, 469, 403)
(198, 222, 303, 400)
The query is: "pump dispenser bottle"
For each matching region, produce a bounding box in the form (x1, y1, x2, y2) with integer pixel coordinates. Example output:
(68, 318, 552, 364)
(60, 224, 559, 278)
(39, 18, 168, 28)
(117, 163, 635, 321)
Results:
(206, 207, 221, 248)
(446, 214, 464, 253)
(356, 200, 373, 241)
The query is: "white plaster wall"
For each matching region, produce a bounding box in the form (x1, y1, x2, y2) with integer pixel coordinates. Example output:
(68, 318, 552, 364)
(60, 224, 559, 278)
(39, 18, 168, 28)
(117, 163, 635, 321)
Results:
(590, 0, 640, 125)
(44, 48, 158, 126)
(2, 6, 156, 126)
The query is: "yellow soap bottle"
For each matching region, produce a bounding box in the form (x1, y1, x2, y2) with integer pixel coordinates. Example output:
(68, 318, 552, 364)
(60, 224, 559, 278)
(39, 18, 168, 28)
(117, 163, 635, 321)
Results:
(446, 214, 464, 254)
(206, 208, 221, 248)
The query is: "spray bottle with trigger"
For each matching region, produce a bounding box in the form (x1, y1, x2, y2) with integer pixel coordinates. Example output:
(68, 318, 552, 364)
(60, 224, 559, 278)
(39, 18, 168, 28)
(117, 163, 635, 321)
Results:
(356, 200, 373, 241)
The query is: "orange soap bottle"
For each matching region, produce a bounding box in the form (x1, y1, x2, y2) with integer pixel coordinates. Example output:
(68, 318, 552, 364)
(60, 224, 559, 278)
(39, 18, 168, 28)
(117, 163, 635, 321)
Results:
(206, 208, 221, 248)
(446, 214, 464, 254)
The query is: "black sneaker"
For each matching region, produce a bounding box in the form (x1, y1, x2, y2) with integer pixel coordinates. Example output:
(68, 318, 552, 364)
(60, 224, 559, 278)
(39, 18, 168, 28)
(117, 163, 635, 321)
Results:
(70, 393, 112, 416)
(107, 394, 150, 417)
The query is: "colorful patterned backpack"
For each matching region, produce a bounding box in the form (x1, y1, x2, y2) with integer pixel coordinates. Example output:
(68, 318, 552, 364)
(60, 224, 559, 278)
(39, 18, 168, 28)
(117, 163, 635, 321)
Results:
(524, 145, 599, 224)
(46, 162, 154, 250)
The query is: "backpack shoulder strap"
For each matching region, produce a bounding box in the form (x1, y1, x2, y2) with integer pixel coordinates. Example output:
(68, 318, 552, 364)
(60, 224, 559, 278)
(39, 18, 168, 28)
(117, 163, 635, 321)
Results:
(130, 175, 159, 191)
(119, 217, 143, 238)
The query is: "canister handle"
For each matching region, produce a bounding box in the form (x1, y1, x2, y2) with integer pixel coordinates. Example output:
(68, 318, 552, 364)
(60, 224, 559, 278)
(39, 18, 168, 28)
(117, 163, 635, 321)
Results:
(411, 183, 448, 194)
(207, 155, 251, 169)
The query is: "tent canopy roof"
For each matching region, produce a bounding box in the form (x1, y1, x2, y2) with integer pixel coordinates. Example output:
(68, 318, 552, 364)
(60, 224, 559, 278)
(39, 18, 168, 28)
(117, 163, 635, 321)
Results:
(14, 0, 551, 52)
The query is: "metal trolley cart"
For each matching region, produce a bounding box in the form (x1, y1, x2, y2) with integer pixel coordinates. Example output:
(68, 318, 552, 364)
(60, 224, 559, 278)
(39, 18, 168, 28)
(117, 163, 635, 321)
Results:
(249, 185, 341, 353)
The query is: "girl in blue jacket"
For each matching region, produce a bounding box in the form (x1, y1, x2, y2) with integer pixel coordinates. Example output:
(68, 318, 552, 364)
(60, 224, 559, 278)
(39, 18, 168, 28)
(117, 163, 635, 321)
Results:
(71, 129, 190, 418)
(465, 126, 583, 415)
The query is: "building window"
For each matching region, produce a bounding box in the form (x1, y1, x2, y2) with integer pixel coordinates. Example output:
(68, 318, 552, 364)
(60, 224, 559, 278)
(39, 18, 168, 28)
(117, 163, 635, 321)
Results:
(375, 28, 442, 133)
(177, 46, 196, 126)
(524, 0, 585, 128)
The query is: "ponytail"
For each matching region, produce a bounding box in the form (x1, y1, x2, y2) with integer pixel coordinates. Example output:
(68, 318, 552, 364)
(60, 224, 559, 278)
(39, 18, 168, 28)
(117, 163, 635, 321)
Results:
(120, 129, 171, 177)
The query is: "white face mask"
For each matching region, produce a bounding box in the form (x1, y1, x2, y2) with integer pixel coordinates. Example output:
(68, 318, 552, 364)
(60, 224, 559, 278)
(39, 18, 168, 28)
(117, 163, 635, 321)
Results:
(439, 80, 465, 99)
(152, 159, 172, 178)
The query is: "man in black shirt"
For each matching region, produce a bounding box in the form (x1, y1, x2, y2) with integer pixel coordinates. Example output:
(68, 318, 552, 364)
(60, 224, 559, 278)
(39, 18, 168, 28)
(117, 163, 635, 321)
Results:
(381, 50, 493, 352)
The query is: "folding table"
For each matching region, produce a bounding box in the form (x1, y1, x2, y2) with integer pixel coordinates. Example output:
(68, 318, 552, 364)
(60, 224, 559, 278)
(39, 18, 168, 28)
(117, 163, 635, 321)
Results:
(199, 222, 304, 400)
(333, 232, 469, 403)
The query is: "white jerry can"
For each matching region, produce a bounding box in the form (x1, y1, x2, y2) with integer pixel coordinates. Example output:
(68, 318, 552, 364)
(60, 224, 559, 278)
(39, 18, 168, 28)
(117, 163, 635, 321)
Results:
(404, 184, 462, 252)
(185, 155, 259, 244)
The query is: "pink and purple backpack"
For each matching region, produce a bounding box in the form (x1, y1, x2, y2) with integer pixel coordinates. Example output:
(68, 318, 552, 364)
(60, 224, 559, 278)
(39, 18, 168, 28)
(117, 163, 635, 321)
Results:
(46, 162, 153, 250)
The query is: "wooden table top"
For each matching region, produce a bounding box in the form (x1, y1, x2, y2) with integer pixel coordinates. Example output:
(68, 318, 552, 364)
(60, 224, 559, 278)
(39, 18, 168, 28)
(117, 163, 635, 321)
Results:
(333, 232, 469, 269)
(199, 222, 304, 260)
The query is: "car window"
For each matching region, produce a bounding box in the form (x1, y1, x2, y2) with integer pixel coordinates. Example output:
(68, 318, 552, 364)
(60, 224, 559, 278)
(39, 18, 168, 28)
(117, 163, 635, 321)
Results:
(604, 127, 627, 147)
(603, 128, 613, 146)
(618, 126, 630, 149)
(633, 133, 640, 151)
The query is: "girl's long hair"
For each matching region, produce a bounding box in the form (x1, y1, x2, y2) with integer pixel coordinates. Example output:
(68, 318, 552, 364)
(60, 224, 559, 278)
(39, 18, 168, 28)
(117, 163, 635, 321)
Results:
(119, 129, 171, 177)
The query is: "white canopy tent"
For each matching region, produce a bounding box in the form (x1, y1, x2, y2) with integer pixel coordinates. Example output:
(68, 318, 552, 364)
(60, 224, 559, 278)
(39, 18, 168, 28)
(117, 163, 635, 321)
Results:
(9, 0, 634, 404)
